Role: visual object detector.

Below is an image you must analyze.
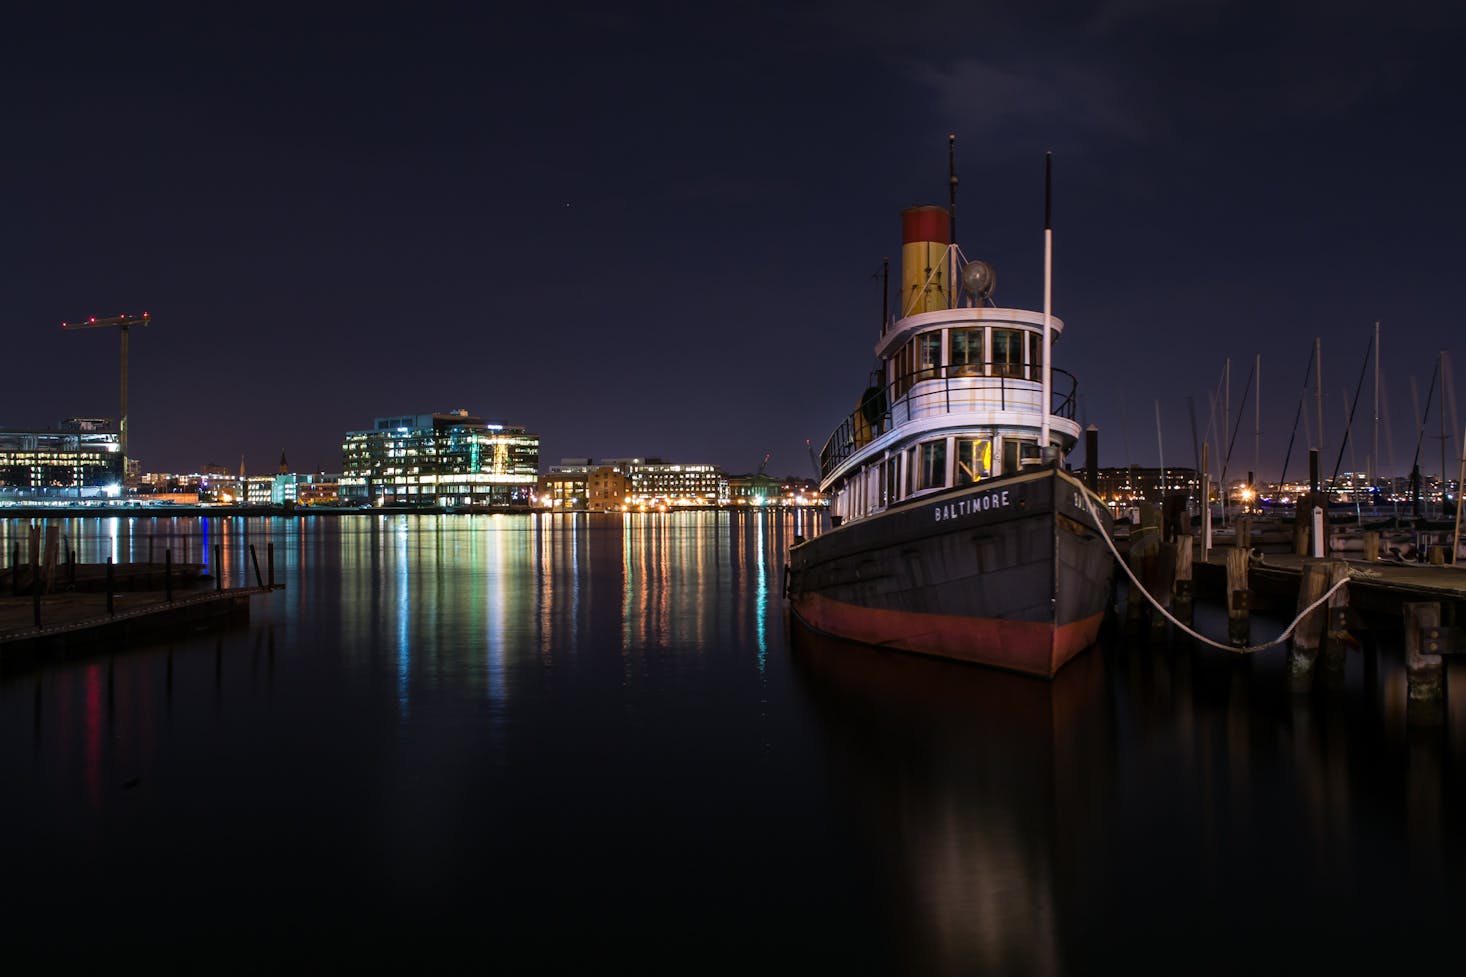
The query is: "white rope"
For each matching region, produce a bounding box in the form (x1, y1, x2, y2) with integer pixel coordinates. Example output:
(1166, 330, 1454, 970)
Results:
(1082, 493, 1351, 654)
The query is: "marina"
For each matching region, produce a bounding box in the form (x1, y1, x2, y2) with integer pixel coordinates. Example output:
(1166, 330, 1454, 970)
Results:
(2, 510, 1463, 973)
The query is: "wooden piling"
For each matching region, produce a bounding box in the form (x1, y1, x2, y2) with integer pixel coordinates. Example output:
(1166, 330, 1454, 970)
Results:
(1403, 602, 1444, 721)
(1363, 531, 1380, 562)
(1226, 547, 1250, 647)
(1320, 560, 1352, 679)
(1153, 541, 1176, 638)
(1236, 516, 1252, 551)
(1173, 535, 1194, 627)
(1288, 558, 1329, 685)
(41, 522, 59, 593)
(1126, 504, 1162, 627)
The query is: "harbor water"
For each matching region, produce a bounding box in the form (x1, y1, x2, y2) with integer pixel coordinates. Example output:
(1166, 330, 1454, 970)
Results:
(2, 511, 1464, 974)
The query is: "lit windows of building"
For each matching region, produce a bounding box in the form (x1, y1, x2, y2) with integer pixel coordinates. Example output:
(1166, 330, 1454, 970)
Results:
(340, 410, 540, 508)
(0, 418, 124, 502)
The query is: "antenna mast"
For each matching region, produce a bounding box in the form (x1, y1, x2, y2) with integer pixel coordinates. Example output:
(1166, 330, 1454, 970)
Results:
(948, 134, 958, 309)
(1041, 152, 1053, 459)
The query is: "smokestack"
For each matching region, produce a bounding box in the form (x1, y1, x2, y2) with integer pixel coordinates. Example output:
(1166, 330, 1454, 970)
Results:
(900, 206, 950, 318)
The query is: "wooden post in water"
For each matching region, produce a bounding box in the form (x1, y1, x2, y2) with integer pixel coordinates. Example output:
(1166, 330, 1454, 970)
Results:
(1173, 535, 1194, 627)
(28, 524, 40, 593)
(1236, 516, 1252, 551)
(1403, 601, 1443, 723)
(106, 557, 115, 616)
(1288, 558, 1329, 686)
(1226, 547, 1250, 648)
(250, 544, 263, 588)
(267, 542, 275, 589)
(1320, 560, 1352, 681)
(1153, 541, 1176, 639)
(1126, 504, 1162, 627)
(214, 544, 222, 591)
(41, 522, 59, 593)
(1363, 531, 1380, 562)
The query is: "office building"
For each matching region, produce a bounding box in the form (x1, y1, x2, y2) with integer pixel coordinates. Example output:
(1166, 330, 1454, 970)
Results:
(340, 410, 539, 507)
(0, 418, 124, 501)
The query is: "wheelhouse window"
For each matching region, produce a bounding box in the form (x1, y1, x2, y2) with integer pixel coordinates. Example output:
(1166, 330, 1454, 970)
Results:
(892, 343, 913, 399)
(993, 329, 1024, 378)
(916, 333, 942, 380)
(950, 328, 983, 376)
(1027, 332, 1044, 381)
(955, 438, 992, 485)
(917, 439, 947, 490)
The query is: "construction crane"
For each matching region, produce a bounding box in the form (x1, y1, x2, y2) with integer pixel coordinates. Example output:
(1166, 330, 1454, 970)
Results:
(758, 450, 772, 476)
(60, 311, 151, 467)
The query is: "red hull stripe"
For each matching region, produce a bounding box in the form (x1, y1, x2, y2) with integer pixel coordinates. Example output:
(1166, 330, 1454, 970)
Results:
(792, 593, 1104, 678)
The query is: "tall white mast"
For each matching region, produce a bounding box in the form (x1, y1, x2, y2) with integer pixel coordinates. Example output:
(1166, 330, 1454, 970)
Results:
(1254, 352, 1261, 488)
(1155, 400, 1165, 494)
(1373, 320, 1380, 488)
(1041, 152, 1053, 458)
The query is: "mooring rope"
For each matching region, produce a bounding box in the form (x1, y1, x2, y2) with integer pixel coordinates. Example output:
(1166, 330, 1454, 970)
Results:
(1081, 493, 1351, 654)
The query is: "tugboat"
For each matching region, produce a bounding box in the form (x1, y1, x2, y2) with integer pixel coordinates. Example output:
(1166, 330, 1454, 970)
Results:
(786, 151, 1114, 678)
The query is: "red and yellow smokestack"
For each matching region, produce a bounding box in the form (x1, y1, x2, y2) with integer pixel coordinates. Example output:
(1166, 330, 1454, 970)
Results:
(900, 205, 950, 317)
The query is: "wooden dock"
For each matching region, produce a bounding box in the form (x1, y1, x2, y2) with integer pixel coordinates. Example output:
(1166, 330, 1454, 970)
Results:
(0, 582, 280, 671)
(1193, 549, 1466, 622)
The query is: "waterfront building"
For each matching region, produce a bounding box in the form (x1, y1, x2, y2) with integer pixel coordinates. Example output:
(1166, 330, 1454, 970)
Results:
(340, 410, 539, 507)
(601, 458, 727, 506)
(0, 418, 124, 502)
(1093, 466, 1204, 507)
(538, 462, 590, 510)
(587, 466, 630, 511)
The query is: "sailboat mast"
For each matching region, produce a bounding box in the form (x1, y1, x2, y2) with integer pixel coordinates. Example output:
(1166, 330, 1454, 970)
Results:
(1316, 336, 1324, 462)
(1373, 321, 1380, 490)
(1155, 400, 1165, 494)
(1041, 152, 1053, 458)
(1253, 352, 1261, 490)
(1442, 350, 1448, 519)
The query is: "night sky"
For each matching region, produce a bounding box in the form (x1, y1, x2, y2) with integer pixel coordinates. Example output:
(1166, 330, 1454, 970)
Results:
(5, 2, 1465, 484)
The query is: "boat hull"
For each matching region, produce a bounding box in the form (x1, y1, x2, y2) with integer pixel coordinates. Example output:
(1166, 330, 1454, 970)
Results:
(787, 468, 1114, 678)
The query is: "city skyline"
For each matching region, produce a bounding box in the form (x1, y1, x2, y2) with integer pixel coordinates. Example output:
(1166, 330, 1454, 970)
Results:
(4, 4, 1465, 482)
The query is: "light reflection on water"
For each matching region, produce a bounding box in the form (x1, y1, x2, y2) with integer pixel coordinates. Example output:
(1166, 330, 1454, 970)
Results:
(1, 511, 1464, 972)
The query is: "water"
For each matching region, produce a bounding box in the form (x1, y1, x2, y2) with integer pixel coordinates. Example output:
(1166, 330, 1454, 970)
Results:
(2, 511, 1464, 974)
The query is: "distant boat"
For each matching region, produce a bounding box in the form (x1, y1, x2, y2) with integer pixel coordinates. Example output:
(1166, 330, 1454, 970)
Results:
(786, 155, 1115, 679)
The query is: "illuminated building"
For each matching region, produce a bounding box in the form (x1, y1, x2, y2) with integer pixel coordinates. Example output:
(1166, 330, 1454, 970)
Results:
(601, 458, 726, 506)
(0, 418, 124, 501)
(340, 410, 540, 507)
(587, 466, 630, 510)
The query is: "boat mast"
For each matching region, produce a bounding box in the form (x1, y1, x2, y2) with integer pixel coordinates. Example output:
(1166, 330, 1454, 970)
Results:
(1155, 400, 1165, 495)
(1373, 320, 1380, 491)
(1041, 152, 1053, 458)
(948, 134, 957, 310)
(1315, 336, 1324, 469)
(1253, 352, 1261, 494)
